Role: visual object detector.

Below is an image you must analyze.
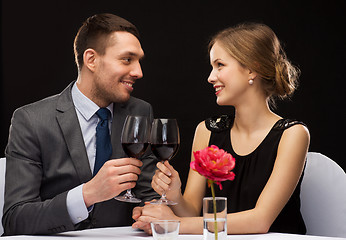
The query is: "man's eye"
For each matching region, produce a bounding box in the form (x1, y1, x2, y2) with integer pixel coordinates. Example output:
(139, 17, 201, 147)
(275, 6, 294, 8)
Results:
(122, 58, 131, 64)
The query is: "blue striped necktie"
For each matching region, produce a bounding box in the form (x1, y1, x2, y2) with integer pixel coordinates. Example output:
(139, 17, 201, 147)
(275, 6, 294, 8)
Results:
(93, 108, 112, 175)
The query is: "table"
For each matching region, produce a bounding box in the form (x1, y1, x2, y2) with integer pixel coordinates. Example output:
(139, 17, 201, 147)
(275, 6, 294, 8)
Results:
(1, 227, 345, 240)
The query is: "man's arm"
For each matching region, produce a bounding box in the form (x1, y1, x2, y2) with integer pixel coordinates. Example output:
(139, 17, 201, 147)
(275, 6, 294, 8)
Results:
(3, 107, 75, 235)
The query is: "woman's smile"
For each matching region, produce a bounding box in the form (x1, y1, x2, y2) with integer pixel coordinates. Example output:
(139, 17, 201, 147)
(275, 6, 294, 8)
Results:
(214, 85, 224, 95)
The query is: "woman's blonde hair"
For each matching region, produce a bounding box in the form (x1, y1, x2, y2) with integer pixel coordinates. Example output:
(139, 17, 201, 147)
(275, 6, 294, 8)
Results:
(208, 22, 300, 106)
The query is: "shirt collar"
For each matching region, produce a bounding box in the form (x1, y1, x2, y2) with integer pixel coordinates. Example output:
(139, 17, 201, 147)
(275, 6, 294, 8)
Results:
(71, 82, 114, 121)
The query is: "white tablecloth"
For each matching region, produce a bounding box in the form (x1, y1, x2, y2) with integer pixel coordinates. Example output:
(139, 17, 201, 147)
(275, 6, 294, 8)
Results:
(1, 227, 345, 240)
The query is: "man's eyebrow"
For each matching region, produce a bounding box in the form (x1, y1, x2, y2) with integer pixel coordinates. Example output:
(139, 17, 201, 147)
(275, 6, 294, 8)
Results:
(121, 51, 145, 60)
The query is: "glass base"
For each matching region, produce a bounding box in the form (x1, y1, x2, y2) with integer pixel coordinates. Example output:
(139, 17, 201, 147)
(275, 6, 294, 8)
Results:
(150, 198, 177, 205)
(114, 194, 141, 203)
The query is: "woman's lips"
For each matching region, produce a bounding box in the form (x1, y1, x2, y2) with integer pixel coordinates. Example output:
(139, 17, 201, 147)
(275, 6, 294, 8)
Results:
(214, 86, 223, 95)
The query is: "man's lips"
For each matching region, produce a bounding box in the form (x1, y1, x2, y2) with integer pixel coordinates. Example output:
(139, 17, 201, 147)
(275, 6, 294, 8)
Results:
(122, 81, 134, 91)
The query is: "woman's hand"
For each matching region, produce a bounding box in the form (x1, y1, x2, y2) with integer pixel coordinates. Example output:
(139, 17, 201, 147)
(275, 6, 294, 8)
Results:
(152, 161, 182, 202)
(132, 202, 181, 235)
(132, 206, 152, 235)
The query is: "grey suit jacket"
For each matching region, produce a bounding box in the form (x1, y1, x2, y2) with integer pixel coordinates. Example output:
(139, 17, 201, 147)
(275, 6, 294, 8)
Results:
(3, 82, 159, 235)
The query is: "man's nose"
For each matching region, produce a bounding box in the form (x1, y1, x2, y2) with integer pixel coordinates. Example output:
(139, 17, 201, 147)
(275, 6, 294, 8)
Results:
(131, 61, 143, 79)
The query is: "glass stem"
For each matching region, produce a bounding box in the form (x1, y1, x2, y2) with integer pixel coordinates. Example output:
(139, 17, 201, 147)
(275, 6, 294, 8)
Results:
(125, 189, 133, 197)
(161, 160, 168, 200)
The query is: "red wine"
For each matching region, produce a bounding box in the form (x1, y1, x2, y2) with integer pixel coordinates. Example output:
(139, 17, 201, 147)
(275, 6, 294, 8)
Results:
(151, 143, 179, 160)
(122, 143, 149, 159)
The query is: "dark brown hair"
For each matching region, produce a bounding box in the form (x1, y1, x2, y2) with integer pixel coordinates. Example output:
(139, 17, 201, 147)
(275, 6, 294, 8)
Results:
(73, 13, 140, 71)
(209, 22, 300, 105)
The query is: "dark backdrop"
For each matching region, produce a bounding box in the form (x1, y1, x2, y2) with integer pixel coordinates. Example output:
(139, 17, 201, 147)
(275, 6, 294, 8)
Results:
(1, 0, 345, 189)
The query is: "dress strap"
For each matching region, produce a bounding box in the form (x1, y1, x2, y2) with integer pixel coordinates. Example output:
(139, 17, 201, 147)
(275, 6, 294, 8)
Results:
(206, 116, 307, 132)
(205, 115, 234, 132)
(273, 119, 307, 130)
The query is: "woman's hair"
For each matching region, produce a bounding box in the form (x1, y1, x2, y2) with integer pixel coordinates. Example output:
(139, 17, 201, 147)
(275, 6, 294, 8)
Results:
(208, 22, 300, 105)
(74, 13, 140, 71)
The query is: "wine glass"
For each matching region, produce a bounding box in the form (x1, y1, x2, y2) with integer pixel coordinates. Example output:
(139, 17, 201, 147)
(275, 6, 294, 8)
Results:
(114, 115, 150, 203)
(150, 118, 180, 205)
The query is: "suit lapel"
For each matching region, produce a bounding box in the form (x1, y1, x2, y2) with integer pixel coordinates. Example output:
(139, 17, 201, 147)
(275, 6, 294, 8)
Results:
(56, 82, 92, 183)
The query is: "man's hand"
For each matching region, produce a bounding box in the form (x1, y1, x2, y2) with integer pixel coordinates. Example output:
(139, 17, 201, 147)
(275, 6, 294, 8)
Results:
(82, 158, 142, 207)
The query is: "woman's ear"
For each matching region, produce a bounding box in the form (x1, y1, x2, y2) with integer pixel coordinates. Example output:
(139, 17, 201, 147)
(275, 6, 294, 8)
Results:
(83, 48, 97, 72)
(248, 68, 258, 81)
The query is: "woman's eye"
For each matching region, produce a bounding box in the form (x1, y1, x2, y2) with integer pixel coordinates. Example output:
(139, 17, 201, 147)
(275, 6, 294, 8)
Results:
(217, 62, 224, 68)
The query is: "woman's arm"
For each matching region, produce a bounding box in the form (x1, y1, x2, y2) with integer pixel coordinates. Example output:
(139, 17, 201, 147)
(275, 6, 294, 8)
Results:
(172, 121, 211, 216)
(150, 121, 211, 216)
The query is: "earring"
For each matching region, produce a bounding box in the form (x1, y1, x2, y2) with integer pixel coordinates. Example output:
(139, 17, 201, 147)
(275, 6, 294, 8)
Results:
(248, 79, 254, 85)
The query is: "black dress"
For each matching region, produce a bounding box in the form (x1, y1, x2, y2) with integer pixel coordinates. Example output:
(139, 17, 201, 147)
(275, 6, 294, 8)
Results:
(204, 115, 306, 234)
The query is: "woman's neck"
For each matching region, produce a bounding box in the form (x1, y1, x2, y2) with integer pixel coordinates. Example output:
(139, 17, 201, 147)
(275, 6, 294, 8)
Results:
(230, 99, 281, 156)
(233, 100, 280, 134)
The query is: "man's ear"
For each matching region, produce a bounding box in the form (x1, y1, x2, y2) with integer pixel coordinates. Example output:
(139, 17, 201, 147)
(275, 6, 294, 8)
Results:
(83, 48, 97, 72)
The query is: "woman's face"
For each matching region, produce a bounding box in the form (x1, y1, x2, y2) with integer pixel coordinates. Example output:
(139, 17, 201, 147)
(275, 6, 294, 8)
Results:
(208, 41, 252, 106)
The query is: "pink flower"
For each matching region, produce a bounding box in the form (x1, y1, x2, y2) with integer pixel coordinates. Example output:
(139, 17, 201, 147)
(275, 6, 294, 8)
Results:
(191, 145, 235, 190)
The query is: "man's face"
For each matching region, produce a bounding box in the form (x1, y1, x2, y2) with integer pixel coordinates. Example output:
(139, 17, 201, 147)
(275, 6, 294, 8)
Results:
(92, 31, 144, 106)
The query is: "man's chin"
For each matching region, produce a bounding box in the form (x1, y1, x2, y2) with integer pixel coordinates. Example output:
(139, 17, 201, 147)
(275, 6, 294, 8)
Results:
(113, 94, 131, 104)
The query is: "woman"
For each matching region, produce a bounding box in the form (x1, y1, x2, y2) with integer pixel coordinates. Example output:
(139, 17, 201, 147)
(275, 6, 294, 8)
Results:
(133, 22, 310, 235)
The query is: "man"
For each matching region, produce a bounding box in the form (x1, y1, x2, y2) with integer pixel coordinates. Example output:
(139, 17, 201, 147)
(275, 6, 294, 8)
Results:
(3, 13, 158, 235)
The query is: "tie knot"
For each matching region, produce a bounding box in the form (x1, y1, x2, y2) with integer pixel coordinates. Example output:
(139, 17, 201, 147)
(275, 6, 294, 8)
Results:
(96, 108, 111, 121)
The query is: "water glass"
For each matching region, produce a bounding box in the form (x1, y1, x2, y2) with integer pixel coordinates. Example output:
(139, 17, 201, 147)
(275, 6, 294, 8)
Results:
(151, 220, 180, 240)
(203, 197, 227, 240)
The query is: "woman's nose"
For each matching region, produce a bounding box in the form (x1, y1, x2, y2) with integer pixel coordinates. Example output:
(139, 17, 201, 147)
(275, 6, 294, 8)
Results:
(208, 69, 217, 84)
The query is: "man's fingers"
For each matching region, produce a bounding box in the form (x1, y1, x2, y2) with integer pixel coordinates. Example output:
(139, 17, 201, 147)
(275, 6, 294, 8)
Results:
(108, 158, 143, 167)
(114, 165, 142, 176)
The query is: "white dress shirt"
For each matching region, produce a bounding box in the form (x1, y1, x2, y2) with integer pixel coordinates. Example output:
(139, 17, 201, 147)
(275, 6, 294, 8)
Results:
(66, 82, 113, 224)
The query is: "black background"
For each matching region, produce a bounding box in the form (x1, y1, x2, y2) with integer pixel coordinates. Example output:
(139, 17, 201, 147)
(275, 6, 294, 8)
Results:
(1, 0, 345, 189)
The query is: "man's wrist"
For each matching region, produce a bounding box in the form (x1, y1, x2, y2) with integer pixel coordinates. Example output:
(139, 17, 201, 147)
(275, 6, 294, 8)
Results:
(82, 181, 95, 208)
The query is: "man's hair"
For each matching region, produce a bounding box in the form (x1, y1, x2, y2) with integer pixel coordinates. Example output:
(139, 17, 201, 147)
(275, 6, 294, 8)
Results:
(73, 13, 140, 71)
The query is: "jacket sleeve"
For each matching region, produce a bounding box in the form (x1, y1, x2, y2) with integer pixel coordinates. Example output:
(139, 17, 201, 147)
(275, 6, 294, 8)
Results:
(3, 107, 75, 235)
